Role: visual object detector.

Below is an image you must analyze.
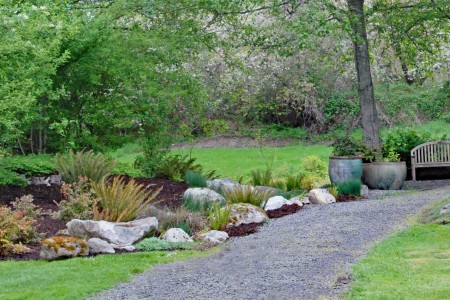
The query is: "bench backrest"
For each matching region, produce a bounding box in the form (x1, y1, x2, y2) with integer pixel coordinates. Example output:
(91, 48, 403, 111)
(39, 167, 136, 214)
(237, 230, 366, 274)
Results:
(411, 141, 450, 164)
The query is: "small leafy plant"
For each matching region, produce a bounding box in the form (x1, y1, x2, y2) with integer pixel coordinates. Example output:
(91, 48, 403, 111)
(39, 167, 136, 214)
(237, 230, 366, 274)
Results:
(208, 203, 231, 231)
(55, 150, 116, 183)
(328, 185, 339, 198)
(331, 137, 362, 156)
(223, 185, 272, 208)
(135, 237, 197, 251)
(337, 179, 361, 196)
(92, 176, 161, 222)
(383, 148, 401, 162)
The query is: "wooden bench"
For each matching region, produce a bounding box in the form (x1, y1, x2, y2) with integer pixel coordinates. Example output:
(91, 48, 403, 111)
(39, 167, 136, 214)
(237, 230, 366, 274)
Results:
(411, 141, 450, 181)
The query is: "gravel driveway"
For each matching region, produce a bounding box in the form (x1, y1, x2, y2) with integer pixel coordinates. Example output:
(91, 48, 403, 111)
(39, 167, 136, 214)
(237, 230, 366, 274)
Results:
(91, 183, 450, 300)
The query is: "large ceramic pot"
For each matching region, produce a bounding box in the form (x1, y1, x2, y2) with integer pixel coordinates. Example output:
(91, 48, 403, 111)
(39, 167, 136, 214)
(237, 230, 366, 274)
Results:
(362, 161, 407, 190)
(328, 156, 363, 185)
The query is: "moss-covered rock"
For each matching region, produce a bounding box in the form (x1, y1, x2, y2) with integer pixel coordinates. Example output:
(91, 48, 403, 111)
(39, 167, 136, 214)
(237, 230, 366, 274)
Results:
(40, 236, 89, 260)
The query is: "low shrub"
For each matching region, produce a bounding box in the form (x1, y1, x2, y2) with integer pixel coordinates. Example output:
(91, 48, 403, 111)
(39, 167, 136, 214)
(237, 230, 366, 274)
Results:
(328, 185, 339, 198)
(285, 174, 303, 191)
(208, 203, 231, 231)
(155, 207, 208, 235)
(0, 169, 27, 187)
(223, 185, 272, 208)
(154, 154, 216, 182)
(185, 171, 208, 188)
(135, 237, 198, 251)
(301, 156, 328, 177)
(0, 195, 41, 256)
(92, 176, 161, 222)
(0, 154, 56, 176)
(337, 179, 361, 196)
(55, 150, 116, 183)
(250, 168, 272, 186)
(53, 176, 96, 221)
(300, 174, 326, 190)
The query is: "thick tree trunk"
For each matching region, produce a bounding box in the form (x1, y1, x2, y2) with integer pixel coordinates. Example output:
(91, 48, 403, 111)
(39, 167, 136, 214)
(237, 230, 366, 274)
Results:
(347, 0, 381, 154)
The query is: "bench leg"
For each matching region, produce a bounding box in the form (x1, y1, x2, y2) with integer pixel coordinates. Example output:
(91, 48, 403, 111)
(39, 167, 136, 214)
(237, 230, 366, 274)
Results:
(412, 167, 416, 181)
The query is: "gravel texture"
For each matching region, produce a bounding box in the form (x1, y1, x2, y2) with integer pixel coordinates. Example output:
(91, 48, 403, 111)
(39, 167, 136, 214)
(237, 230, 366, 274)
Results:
(91, 183, 450, 300)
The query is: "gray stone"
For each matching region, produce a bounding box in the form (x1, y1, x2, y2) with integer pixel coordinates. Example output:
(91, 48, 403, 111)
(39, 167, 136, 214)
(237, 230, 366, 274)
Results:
(308, 189, 336, 204)
(195, 230, 229, 245)
(440, 204, 450, 215)
(360, 185, 369, 197)
(40, 236, 89, 260)
(67, 217, 158, 247)
(88, 238, 115, 254)
(161, 228, 193, 243)
(207, 178, 240, 193)
(183, 188, 225, 204)
(228, 203, 269, 227)
(49, 174, 63, 185)
(31, 176, 50, 186)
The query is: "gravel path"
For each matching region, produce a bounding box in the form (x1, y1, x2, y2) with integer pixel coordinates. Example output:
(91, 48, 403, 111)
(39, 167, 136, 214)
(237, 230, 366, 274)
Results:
(92, 184, 450, 300)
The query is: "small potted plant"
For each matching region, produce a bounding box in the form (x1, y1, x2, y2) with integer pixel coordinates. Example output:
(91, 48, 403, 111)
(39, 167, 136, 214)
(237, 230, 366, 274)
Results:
(362, 148, 407, 190)
(328, 137, 363, 185)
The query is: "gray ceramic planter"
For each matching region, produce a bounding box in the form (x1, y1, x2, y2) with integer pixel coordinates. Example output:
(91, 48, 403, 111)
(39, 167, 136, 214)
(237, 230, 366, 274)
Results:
(362, 161, 407, 190)
(328, 156, 363, 185)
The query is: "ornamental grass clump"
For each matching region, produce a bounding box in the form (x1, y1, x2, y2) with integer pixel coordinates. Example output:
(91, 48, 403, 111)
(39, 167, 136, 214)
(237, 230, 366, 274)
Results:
(223, 185, 272, 208)
(92, 176, 161, 222)
(337, 179, 362, 196)
(250, 168, 272, 186)
(182, 194, 215, 214)
(184, 170, 208, 188)
(156, 207, 208, 235)
(55, 150, 116, 183)
(208, 203, 231, 231)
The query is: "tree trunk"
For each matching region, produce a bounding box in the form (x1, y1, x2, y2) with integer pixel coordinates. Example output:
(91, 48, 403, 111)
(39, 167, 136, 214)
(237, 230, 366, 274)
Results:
(347, 0, 381, 154)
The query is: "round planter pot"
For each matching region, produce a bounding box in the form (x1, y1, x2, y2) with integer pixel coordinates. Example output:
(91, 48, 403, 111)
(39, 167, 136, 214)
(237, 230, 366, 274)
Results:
(362, 161, 407, 190)
(328, 156, 363, 185)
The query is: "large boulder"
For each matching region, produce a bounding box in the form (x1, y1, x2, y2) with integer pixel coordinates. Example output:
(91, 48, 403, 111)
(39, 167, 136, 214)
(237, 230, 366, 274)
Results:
(40, 236, 89, 260)
(161, 228, 193, 243)
(308, 189, 336, 204)
(228, 203, 268, 227)
(194, 230, 229, 245)
(207, 178, 240, 193)
(67, 217, 158, 247)
(183, 188, 225, 204)
(88, 238, 115, 254)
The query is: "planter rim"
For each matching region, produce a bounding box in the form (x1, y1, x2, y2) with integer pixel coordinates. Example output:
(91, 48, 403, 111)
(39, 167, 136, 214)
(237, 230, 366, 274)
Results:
(363, 161, 406, 165)
(329, 155, 363, 159)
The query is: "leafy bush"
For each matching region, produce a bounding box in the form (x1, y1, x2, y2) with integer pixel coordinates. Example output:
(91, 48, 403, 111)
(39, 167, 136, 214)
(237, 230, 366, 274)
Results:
(331, 137, 362, 156)
(154, 154, 215, 182)
(301, 156, 328, 177)
(92, 176, 161, 222)
(208, 204, 231, 231)
(223, 185, 272, 208)
(328, 185, 338, 198)
(182, 194, 216, 214)
(55, 150, 116, 183)
(53, 176, 96, 221)
(152, 206, 208, 235)
(0, 195, 41, 256)
(0, 154, 55, 176)
(135, 237, 198, 251)
(300, 174, 326, 190)
(111, 162, 145, 178)
(0, 169, 28, 187)
(185, 170, 208, 188)
(337, 179, 361, 196)
(250, 168, 272, 186)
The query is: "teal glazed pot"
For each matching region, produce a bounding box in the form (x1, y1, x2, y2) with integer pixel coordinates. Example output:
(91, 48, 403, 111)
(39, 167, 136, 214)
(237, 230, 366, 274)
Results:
(328, 156, 363, 185)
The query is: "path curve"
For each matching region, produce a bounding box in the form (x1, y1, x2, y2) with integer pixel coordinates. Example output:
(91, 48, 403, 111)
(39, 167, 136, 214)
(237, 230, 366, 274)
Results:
(91, 186, 450, 300)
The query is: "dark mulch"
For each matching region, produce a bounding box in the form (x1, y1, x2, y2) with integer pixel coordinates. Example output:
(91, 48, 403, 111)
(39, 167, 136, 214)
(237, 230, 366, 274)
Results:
(0, 177, 188, 261)
(336, 195, 361, 202)
(225, 223, 262, 237)
(266, 204, 303, 219)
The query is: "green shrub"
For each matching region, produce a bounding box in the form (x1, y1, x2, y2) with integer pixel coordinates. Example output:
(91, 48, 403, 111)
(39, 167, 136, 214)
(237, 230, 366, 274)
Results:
(0, 169, 28, 187)
(300, 174, 326, 190)
(53, 176, 96, 221)
(92, 176, 161, 222)
(250, 168, 272, 186)
(55, 150, 116, 183)
(135, 237, 198, 251)
(331, 137, 362, 156)
(156, 207, 208, 235)
(337, 179, 361, 196)
(0, 195, 41, 256)
(154, 154, 215, 182)
(301, 156, 328, 177)
(185, 171, 208, 188)
(285, 174, 303, 191)
(0, 154, 55, 176)
(208, 203, 231, 231)
(270, 178, 286, 190)
(223, 185, 272, 208)
(328, 185, 338, 198)
(111, 162, 145, 178)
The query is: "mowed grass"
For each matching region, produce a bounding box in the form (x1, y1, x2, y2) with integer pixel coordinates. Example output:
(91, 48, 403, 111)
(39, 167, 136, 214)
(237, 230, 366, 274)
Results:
(0, 250, 213, 300)
(173, 144, 332, 180)
(347, 224, 450, 299)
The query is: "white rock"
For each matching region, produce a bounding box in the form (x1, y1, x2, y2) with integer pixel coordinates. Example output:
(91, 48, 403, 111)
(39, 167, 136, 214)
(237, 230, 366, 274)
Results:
(88, 238, 115, 254)
(289, 197, 305, 207)
(183, 188, 225, 204)
(40, 236, 89, 260)
(161, 228, 193, 243)
(440, 204, 450, 215)
(265, 196, 291, 211)
(67, 217, 158, 247)
(118, 246, 136, 251)
(228, 203, 268, 227)
(360, 185, 369, 197)
(195, 230, 229, 245)
(207, 178, 240, 192)
(308, 189, 336, 204)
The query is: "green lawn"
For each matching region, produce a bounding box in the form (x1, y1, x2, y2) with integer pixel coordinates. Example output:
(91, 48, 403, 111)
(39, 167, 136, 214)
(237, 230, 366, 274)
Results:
(173, 144, 332, 180)
(0, 250, 213, 300)
(347, 224, 450, 299)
